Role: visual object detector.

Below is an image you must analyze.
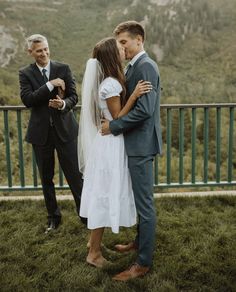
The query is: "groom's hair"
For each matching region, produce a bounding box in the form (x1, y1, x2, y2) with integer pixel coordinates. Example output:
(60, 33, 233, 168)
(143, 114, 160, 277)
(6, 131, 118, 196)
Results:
(113, 21, 145, 41)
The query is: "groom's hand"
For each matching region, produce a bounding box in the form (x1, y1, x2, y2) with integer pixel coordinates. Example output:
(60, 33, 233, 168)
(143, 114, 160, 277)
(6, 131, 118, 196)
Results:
(101, 119, 111, 135)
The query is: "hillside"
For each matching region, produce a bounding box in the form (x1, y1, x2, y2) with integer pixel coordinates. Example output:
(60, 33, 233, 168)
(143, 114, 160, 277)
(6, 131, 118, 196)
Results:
(0, 0, 235, 105)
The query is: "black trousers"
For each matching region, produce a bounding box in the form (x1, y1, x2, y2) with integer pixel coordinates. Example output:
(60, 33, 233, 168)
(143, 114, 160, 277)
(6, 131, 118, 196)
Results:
(33, 125, 86, 224)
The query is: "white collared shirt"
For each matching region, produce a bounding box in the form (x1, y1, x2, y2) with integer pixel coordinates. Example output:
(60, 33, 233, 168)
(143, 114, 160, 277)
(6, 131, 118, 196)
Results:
(36, 61, 65, 110)
(129, 50, 146, 66)
(36, 61, 54, 92)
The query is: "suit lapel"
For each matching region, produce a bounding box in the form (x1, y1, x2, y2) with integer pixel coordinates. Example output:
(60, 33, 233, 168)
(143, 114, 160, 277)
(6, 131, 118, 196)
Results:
(126, 53, 148, 81)
(49, 61, 58, 81)
(132, 53, 147, 72)
(126, 65, 134, 80)
(30, 61, 58, 86)
(31, 63, 45, 86)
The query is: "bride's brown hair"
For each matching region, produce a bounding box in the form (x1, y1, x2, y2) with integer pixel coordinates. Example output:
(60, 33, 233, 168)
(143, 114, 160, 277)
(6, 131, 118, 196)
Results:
(92, 37, 126, 106)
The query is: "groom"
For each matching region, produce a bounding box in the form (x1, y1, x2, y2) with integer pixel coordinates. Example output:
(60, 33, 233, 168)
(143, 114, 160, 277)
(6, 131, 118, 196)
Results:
(101, 21, 162, 281)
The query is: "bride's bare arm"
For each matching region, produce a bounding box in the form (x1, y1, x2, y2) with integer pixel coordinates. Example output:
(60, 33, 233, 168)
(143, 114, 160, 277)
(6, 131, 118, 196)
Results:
(117, 80, 152, 118)
(106, 81, 152, 119)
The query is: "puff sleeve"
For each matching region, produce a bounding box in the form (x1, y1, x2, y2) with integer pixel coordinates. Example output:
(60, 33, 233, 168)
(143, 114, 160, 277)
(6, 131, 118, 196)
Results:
(100, 77, 122, 99)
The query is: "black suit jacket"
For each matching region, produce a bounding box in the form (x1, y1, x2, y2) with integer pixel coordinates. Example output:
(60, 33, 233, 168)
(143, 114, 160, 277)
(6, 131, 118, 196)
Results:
(19, 61, 78, 145)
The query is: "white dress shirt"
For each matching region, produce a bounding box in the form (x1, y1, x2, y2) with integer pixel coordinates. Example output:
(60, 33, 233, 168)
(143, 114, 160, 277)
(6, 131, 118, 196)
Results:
(36, 61, 54, 91)
(36, 61, 65, 110)
(129, 50, 146, 66)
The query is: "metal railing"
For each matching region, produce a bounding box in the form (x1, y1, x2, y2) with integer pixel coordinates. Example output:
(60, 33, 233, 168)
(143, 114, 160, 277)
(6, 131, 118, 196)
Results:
(0, 103, 235, 191)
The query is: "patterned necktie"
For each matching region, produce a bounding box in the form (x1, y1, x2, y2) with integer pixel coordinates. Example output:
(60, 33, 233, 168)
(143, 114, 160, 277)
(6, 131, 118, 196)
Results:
(42, 68, 48, 83)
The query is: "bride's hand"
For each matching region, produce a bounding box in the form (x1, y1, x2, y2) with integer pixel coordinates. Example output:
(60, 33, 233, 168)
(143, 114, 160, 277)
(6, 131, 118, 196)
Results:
(132, 80, 153, 99)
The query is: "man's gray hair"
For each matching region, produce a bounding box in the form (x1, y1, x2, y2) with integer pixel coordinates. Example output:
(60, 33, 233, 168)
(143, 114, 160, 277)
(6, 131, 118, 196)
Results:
(26, 34, 48, 49)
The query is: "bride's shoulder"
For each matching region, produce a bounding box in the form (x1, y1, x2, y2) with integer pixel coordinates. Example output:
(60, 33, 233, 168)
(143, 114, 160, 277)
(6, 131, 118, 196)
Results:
(101, 77, 121, 88)
(99, 77, 122, 99)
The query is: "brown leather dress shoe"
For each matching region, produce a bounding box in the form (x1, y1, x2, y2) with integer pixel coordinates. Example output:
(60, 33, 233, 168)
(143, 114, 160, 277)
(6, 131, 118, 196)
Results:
(112, 263, 150, 281)
(114, 242, 138, 253)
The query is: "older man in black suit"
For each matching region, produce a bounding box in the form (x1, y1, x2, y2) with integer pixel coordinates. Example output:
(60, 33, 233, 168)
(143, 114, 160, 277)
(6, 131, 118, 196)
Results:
(19, 34, 85, 233)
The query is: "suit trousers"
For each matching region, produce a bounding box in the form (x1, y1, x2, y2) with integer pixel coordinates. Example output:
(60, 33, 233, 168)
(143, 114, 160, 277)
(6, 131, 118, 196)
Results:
(128, 155, 156, 267)
(33, 125, 84, 223)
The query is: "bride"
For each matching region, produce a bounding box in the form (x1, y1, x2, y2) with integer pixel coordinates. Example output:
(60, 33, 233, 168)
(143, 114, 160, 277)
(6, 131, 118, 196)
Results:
(78, 37, 152, 268)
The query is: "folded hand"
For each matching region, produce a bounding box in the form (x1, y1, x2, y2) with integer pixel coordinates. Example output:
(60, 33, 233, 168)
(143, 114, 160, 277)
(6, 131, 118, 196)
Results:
(49, 95, 64, 109)
(49, 78, 65, 91)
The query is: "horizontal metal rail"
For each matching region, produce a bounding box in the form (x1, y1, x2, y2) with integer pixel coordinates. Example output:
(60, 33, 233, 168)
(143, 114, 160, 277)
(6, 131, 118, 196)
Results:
(0, 103, 235, 191)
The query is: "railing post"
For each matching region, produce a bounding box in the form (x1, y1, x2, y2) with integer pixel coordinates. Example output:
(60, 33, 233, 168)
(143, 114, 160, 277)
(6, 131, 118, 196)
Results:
(3, 110, 12, 187)
(17, 110, 25, 187)
(227, 107, 234, 182)
(216, 107, 221, 183)
(179, 108, 184, 184)
(203, 107, 209, 183)
(191, 108, 196, 184)
(166, 108, 172, 184)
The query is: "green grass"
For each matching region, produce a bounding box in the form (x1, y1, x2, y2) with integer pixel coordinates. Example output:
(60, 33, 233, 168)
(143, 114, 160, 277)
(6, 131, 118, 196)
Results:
(0, 196, 236, 291)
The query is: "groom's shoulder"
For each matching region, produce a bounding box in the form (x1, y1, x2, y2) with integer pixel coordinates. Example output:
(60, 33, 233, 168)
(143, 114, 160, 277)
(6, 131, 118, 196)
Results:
(137, 55, 159, 73)
(141, 54, 157, 66)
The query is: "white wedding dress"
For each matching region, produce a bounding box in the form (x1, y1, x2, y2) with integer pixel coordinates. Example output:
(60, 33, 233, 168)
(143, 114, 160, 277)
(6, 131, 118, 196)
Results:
(79, 77, 136, 233)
